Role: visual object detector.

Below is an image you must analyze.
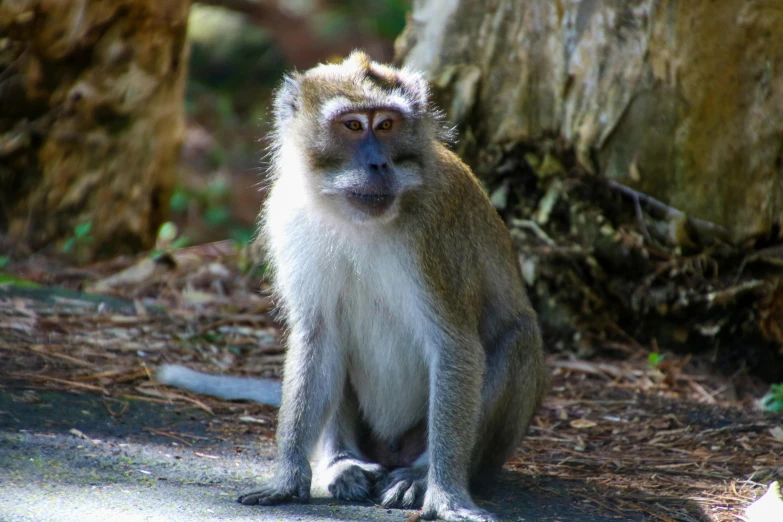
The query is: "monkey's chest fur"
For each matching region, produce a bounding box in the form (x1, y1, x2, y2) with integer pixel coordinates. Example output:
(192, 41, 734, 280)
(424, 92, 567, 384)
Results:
(268, 205, 431, 443)
(340, 267, 430, 440)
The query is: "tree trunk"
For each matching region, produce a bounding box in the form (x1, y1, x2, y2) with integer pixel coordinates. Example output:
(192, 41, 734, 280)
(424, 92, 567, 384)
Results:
(397, 0, 783, 244)
(396, 0, 783, 376)
(0, 0, 189, 261)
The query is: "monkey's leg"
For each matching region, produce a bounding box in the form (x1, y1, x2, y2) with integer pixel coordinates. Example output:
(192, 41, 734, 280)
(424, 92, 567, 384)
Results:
(238, 324, 344, 506)
(420, 334, 498, 522)
(316, 387, 384, 501)
(471, 314, 545, 484)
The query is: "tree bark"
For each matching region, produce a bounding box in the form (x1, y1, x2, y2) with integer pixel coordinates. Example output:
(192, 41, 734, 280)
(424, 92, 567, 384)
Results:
(396, 0, 783, 375)
(397, 0, 783, 244)
(0, 0, 189, 260)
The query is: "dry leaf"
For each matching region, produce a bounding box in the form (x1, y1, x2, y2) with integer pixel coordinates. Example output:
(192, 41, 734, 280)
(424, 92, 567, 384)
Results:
(570, 419, 597, 429)
(769, 427, 783, 443)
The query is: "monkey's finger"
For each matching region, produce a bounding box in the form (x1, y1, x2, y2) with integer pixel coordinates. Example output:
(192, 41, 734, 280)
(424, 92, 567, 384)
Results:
(237, 488, 292, 506)
(328, 465, 374, 501)
(296, 481, 311, 502)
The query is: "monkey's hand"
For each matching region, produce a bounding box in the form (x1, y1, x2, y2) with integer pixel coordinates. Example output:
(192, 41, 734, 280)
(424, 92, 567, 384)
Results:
(420, 487, 499, 522)
(325, 458, 385, 501)
(238, 464, 311, 506)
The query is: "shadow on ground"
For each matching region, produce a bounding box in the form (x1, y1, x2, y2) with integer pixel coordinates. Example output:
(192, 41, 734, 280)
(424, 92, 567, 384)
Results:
(0, 385, 710, 521)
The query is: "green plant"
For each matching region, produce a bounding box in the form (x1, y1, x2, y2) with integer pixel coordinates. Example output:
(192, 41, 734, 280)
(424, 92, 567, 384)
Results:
(150, 221, 189, 258)
(169, 187, 191, 213)
(647, 352, 666, 369)
(761, 383, 783, 412)
(62, 221, 93, 253)
(0, 256, 9, 270)
(0, 273, 39, 287)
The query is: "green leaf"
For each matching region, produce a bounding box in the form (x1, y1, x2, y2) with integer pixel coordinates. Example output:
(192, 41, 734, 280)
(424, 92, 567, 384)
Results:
(204, 206, 230, 225)
(647, 352, 665, 368)
(230, 227, 254, 246)
(0, 273, 39, 287)
(207, 176, 230, 198)
(170, 188, 190, 213)
(170, 236, 189, 250)
(0, 256, 8, 270)
(157, 221, 179, 243)
(761, 383, 783, 412)
(74, 221, 92, 238)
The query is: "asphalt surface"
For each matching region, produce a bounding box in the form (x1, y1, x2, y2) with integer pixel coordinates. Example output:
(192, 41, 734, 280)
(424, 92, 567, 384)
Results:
(0, 385, 643, 522)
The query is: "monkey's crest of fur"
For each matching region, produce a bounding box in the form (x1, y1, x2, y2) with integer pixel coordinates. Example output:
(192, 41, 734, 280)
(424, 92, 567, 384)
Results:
(269, 51, 452, 158)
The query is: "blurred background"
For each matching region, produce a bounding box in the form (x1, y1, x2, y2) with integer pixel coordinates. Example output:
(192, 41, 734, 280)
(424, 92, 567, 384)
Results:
(173, 0, 408, 247)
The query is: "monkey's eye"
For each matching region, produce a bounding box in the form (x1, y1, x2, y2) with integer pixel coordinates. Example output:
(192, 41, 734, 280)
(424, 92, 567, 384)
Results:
(377, 119, 393, 131)
(344, 120, 362, 131)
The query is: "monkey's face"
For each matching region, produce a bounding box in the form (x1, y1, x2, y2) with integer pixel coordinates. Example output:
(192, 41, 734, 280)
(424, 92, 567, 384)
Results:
(306, 105, 428, 223)
(271, 52, 447, 225)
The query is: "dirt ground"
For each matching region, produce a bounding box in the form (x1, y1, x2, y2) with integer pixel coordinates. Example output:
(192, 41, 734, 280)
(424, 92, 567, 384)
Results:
(1, 245, 780, 521)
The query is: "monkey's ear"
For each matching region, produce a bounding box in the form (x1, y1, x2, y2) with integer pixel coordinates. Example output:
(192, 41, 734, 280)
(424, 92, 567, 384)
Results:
(274, 73, 302, 123)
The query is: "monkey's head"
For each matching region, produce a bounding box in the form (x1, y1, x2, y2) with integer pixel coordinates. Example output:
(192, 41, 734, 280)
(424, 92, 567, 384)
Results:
(270, 51, 449, 224)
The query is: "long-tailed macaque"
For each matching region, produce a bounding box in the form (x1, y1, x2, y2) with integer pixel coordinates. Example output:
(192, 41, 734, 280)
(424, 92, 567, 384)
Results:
(158, 51, 547, 522)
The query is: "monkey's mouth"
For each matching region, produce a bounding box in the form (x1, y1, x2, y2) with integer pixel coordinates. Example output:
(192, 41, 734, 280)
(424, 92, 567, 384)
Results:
(346, 191, 395, 216)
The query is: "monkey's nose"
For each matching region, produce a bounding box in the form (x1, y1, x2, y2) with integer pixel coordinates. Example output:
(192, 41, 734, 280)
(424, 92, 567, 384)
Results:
(368, 161, 389, 172)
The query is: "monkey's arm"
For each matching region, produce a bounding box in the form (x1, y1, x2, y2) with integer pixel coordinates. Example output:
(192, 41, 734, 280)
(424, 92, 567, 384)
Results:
(156, 364, 282, 407)
(238, 320, 345, 505)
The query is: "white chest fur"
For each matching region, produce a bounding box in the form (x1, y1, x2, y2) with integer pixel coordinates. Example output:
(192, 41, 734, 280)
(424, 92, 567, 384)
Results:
(265, 170, 431, 441)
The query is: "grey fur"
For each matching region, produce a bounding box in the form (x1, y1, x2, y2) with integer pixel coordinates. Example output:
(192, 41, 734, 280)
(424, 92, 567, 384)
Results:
(156, 364, 281, 407)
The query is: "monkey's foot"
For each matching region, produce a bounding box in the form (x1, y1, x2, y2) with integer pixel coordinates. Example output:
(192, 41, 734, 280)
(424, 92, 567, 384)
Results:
(375, 466, 427, 508)
(238, 472, 311, 506)
(420, 487, 498, 522)
(325, 459, 384, 501)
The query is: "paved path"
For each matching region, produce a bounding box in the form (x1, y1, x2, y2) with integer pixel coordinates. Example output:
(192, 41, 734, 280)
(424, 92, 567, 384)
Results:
(0, 386, 642, 522)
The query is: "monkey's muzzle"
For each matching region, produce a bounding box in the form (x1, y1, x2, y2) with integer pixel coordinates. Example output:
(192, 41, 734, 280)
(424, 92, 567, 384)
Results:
(346, 191, 395, 216)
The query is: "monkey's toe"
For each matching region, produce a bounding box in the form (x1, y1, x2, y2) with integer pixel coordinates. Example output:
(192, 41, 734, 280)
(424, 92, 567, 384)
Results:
(237, 488, 291, 506)
(328, 463, 381, 501)
(376, 466, 427, 508)
(421, 506, 498, 522)
(420, 489, 497, 522)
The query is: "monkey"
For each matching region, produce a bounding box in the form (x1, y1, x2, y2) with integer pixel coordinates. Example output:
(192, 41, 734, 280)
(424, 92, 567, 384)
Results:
(157, 51, 547, 522)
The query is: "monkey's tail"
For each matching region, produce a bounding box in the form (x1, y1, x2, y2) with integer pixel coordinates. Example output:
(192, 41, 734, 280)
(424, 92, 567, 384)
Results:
(156, 364, 282, 407)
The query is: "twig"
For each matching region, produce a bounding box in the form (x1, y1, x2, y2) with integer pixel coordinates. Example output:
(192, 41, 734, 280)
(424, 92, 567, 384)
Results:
(102, 396, 129, 418)
(633, 190, 653, 243)
(511, 219, 557, 247)
(132, 387, 214, 414)
(404, 512, 422, 522)
(700, 423, 772, 436)
(143, 427, 193, 446)
(687, 380, 717, 404)
(7, 373, 105, 392)
(634, 466, 732, 480)
(606, 179, 733, 244)
(25, 345, 98, 368)
(525, 245, 592, 258)
(72, 368, 148, 382)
